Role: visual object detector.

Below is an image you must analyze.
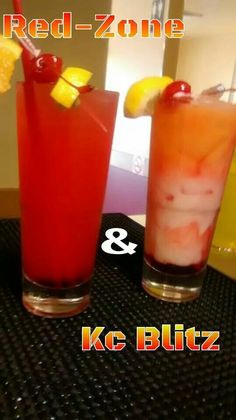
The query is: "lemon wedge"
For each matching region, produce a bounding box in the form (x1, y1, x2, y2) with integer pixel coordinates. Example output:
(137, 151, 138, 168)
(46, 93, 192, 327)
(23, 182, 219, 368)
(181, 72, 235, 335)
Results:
(0, 34, 22, 93)
(50, 67, 93, 108)
(124, 76, 173, 118)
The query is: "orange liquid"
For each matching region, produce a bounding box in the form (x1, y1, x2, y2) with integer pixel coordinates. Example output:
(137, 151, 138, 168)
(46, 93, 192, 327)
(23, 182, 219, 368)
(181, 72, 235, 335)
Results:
(145, 98, 236, 271)
(17, 83, 118, 287)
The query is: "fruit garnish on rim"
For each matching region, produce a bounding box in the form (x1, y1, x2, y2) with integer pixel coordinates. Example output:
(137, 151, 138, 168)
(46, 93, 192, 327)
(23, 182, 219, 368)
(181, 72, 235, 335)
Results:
(50, 67, 93, 108)
(0, 34, 22, 93)
(28, 51, 93, 108)
(124, 77, 236, 119)
(124, 76, 173, 118)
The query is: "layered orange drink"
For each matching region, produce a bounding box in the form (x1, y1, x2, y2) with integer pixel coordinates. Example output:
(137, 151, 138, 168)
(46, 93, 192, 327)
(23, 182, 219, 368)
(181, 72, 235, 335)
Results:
(125, 78, 236, 302)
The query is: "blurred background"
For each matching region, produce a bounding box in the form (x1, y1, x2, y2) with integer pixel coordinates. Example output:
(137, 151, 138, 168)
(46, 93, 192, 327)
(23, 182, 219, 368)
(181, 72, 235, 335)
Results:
(0, 0, 236, 217)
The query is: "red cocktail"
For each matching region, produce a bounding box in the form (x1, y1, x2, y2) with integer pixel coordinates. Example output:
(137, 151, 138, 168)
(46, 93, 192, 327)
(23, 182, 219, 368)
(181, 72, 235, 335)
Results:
(17, 82, 118, 316)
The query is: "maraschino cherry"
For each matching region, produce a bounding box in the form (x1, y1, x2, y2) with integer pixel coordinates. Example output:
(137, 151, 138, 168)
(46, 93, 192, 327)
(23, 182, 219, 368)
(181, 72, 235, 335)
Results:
(161, 80, 191, 102)
(30, 53, 63, 83)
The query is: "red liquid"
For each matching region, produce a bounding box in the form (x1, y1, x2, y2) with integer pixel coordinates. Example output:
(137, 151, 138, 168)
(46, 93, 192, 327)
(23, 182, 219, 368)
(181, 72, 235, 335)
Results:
(17, 83, 118, 288)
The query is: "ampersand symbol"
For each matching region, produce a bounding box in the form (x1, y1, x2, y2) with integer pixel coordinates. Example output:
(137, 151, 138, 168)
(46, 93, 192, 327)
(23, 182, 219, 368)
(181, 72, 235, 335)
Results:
(101, 228, 137, 255)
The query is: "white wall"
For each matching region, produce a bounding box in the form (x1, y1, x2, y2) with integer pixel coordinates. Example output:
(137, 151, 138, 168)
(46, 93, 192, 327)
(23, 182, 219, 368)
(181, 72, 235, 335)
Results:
(106, 0, 168, 169)
(176, 35, 236, 101)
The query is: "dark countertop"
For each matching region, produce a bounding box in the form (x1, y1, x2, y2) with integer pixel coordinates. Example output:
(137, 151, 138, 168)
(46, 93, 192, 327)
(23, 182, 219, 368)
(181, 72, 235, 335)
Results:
(0, 214, 235, 419)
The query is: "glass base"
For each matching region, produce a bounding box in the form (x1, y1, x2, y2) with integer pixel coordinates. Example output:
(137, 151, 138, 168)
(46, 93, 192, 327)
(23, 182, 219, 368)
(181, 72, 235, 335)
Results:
(142, 259, 206, 303)
(23, 275, 90, 318)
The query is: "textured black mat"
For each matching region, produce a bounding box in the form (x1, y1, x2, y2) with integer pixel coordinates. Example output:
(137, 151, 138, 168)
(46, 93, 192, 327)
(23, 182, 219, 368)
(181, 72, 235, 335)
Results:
(0, 214, 236, 419)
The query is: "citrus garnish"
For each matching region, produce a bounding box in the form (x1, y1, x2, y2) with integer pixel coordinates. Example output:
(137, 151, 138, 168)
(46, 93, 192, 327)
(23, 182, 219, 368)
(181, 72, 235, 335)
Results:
(0, 34, 22, 93)
(50, 67, 93, 108)
(124, 76, 173, 118)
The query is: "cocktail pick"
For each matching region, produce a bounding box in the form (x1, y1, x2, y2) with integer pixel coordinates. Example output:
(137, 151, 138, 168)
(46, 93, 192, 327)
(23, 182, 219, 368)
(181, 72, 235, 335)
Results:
(201, 84, 236, 98)
(201, 84, 225, 98)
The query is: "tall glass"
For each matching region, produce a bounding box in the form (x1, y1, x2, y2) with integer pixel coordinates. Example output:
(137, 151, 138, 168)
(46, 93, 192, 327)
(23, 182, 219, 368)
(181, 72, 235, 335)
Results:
(142, 95, 236, 302)
(16, 82, 118, 317)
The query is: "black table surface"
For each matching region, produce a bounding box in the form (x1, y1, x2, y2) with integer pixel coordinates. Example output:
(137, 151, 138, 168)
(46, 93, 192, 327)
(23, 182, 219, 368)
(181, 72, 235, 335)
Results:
(0, 214, 235, 419)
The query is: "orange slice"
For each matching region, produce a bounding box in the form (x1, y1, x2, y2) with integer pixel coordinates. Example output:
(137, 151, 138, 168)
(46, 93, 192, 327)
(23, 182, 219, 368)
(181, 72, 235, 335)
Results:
(50, 67, 93, 108)
(124, 76, 173, 118)
(0, 34, 22, 93)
